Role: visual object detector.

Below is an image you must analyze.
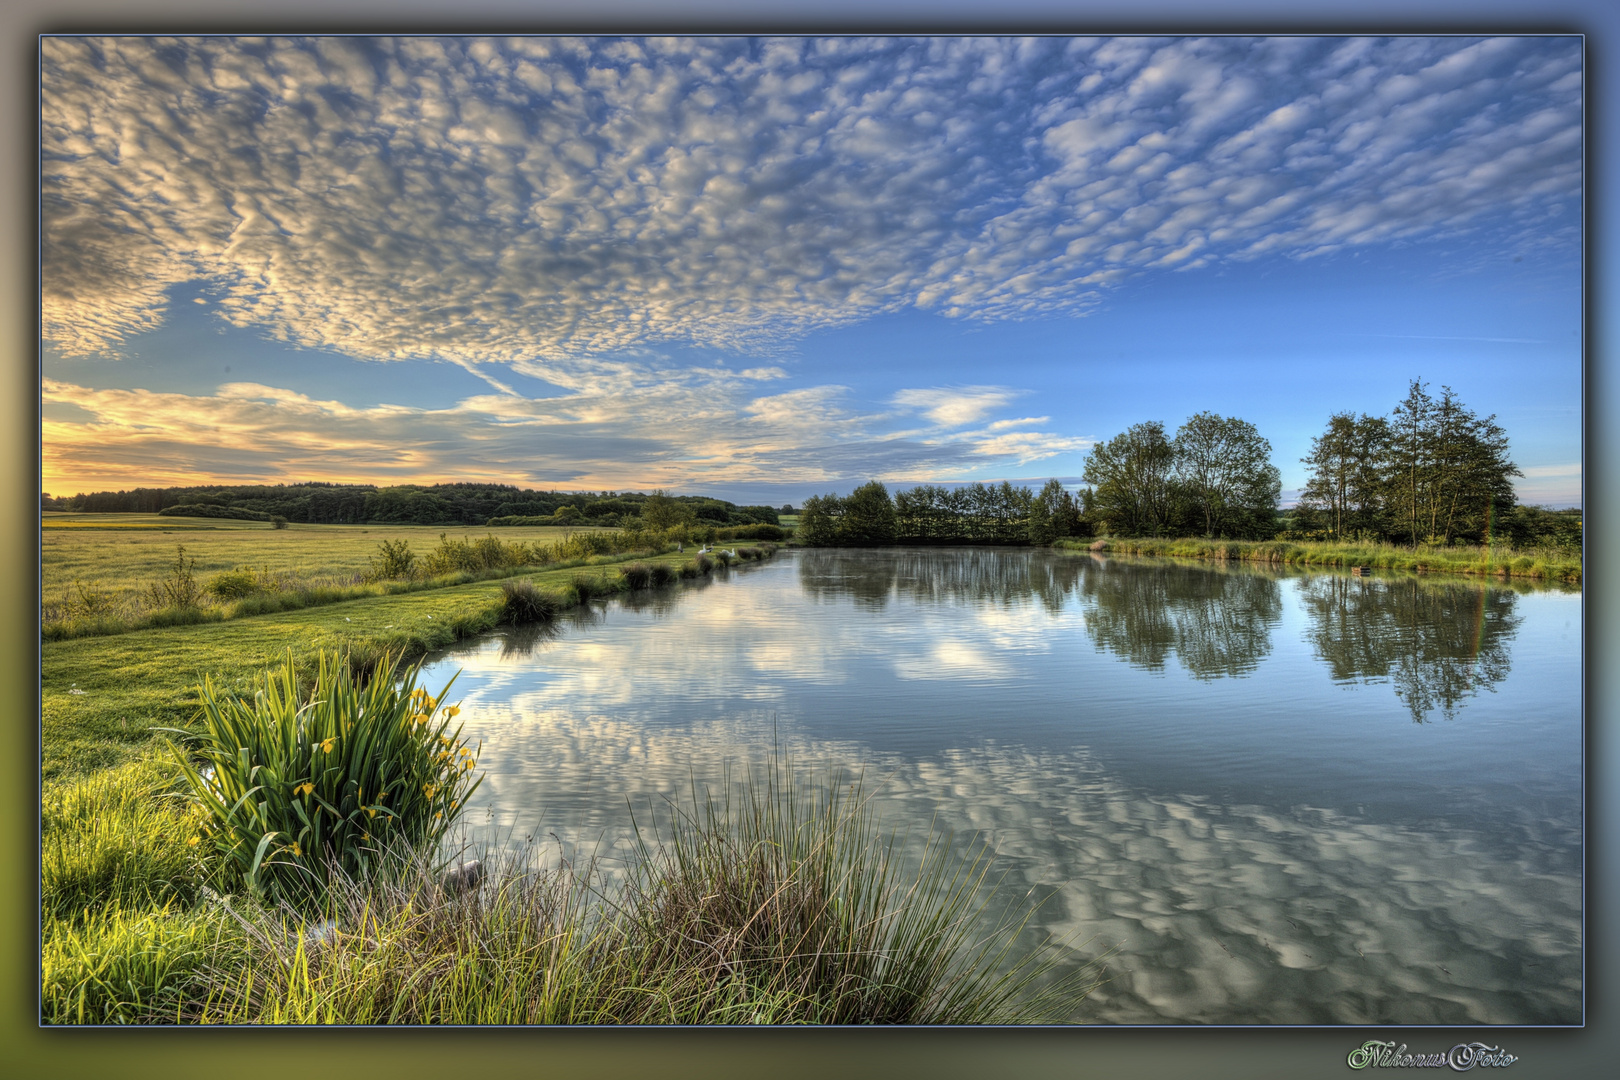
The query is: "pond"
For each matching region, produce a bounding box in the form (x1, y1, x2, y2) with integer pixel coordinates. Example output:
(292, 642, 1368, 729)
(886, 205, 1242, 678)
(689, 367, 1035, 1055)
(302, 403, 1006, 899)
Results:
(416, 547, 1582, 1025)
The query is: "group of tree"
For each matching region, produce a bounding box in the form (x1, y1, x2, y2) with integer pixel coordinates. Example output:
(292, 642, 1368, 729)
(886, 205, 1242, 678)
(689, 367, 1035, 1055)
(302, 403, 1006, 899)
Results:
(1081, 413, 1282, 540)
(1294, 380, 1539, 546)
(47, 481, 781, 530)
(797, 479, 1083, 546)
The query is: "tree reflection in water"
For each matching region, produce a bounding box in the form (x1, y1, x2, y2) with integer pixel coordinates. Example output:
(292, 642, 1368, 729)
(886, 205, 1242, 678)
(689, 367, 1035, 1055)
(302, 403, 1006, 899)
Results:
(797, 547, 1527, 722)
(1078, 558, 1283, 679)
(797, 546, 1084, 613)
(1298, 575, 1520, 722)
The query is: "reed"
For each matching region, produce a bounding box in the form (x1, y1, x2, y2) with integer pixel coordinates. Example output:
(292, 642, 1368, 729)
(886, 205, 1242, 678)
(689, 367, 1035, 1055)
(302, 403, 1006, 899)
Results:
(160, 650, 482, 905)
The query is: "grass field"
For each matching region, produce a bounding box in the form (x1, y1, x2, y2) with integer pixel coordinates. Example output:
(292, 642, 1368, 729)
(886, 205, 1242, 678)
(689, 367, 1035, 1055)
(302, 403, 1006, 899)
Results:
(42, 514, 618, 600)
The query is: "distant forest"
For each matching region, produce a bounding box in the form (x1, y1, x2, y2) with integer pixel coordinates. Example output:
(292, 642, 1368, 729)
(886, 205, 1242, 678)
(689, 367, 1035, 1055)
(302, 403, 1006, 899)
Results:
(43, 482, 785, 530)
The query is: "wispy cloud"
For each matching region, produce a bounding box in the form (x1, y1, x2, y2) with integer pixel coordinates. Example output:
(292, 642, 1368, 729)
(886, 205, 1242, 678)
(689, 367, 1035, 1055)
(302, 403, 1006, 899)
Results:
(892, 386, 1019, 428)
(41, 372, 1083, 493)
(43, 36, 1581, 365)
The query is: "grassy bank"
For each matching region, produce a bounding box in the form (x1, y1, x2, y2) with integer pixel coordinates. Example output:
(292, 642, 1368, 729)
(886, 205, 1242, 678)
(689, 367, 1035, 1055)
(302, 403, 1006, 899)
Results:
(1057, 536, 1582, 584)
(41, 756, 1098, 1025)
(42, 544, 777, 781)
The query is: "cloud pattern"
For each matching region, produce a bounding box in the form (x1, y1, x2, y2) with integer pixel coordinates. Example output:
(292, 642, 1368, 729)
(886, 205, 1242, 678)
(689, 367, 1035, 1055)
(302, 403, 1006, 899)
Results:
(43, 36, 1582, 365)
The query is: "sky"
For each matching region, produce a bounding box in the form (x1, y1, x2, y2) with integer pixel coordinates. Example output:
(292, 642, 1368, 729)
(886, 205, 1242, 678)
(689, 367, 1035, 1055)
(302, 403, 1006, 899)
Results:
(39, 34, 1583, 507)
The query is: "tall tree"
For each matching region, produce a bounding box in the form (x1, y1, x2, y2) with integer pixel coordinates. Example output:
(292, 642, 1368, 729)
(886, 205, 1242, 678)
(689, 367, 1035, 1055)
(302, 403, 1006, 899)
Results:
(1299, 412, 1390, 539)
(1171, 412, 1281, 538)
(1027, 478, 1079, 544)
(1428, 388, 1519, 544)
(1387, 380, 1436, 545)
(1082, 422, 1177, 537)
(797, 493, 843, 546)
(641, 489, 695, 531)
(1384, 381, 1519, 545)
(837, 481, 897, 544)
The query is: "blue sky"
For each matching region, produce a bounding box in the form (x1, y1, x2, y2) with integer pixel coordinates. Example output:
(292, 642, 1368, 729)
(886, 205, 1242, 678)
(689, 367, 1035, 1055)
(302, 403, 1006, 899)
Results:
(40, 34, 1583, 506)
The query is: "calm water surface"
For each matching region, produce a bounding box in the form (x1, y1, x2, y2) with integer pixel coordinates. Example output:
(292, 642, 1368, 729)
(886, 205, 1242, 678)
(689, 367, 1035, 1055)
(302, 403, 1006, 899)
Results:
(417, 548, 1582, 1025)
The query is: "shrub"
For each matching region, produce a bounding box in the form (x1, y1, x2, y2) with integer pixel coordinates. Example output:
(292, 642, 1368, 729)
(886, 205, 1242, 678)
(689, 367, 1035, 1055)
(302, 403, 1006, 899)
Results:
(205, 569, 263, 601)
(143, 544, 203, 610)
(648, 563, 676, 587)
(367, 539, 416, 582)
(271, 515, 289, 529)
(694, 554, 714, 574)
(162, 650, 481, 905)
(500, 578, 558, 624)
(677, 561, 700, 579)
(620, 563, 652, 590)
(63, 579, 118, 620)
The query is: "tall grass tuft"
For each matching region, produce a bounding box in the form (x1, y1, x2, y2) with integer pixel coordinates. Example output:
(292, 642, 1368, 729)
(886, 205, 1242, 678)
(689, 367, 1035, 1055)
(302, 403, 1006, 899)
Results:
(161, 650, 482, 905)
(184, 760, 1101, 1024)
(42, 757, 203, 920)
(499, 578, 559, 624)
(620, 563, 652, 590)
(648, 562, 677, 587)
(616, 762, 1094, 1023)
(42, 903, 245, 1025)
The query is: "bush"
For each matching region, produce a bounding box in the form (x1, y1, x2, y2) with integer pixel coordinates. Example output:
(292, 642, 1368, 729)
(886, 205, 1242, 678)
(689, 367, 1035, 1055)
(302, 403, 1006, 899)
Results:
(648, 563, 676, 587)
(620, 563, 652, 590)
(367, 539, 416, 582)
(500, 578, 558, 624)
(271, 515, 289, 529)
(205, 569, 263, 600)
(162, 650, 481, 905)
(694, 554, 714, 574)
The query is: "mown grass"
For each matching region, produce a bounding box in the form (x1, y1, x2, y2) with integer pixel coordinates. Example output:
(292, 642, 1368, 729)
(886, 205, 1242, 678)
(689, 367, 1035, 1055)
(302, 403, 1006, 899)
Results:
(1059, 535, 1582, 584)
(41, 749, 1101, 1025)
(43, 545, 775, 782)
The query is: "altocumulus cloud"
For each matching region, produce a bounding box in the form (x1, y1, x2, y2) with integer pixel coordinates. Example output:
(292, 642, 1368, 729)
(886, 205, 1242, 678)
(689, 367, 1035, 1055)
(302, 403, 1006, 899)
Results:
(43, 35, 1581, 365)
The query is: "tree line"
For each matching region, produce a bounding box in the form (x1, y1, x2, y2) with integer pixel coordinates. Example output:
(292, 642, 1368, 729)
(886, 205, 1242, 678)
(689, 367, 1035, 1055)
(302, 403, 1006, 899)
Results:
(798, 479, 1083, 546)
(797, 382, 1570, 550)
(45, 481, 782, 529)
